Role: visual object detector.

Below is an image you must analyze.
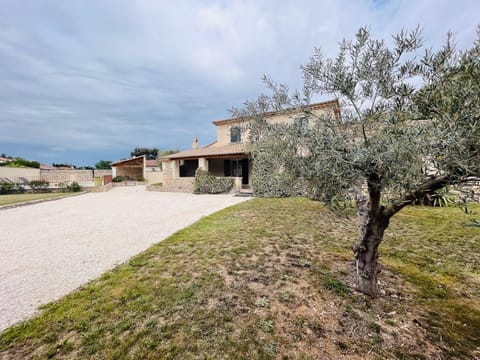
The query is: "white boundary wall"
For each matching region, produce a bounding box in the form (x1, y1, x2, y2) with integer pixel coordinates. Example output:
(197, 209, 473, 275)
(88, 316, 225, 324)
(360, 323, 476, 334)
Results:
(0, 167, 41, 183)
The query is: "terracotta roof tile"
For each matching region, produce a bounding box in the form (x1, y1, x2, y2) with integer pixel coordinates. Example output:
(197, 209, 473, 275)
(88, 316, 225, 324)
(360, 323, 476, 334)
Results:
(111, 155, 145, 166)
(146, 160, 159, 167)
(161, 143, 248, 160)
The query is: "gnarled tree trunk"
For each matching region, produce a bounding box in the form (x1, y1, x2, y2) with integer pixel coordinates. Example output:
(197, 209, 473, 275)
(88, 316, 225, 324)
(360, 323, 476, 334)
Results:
(351, 174, 455, 297)
(353, 183, 390, 297)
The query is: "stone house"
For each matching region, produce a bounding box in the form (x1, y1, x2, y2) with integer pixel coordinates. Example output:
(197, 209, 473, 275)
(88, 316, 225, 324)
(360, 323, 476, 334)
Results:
(159, 99, 340, 192)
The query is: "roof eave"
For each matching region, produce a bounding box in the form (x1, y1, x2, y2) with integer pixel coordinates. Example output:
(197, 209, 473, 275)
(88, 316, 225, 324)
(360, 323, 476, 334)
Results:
(111, 155, 146, 166)
(212, 98, 340, 126)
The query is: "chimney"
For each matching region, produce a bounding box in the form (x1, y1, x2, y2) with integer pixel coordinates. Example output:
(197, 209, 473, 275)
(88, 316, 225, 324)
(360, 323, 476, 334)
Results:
(192, 136, 199, 149)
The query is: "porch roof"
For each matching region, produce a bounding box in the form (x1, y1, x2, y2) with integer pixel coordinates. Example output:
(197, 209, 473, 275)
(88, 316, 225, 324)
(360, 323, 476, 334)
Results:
(160, 143, 248, 160)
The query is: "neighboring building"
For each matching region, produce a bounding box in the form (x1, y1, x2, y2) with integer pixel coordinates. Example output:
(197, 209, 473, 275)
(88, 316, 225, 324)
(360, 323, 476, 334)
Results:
(40, 164, 56, 170)
(160, 99, 340, 192)
(145, 159, 163, 184)
(146, 159, 161, 172)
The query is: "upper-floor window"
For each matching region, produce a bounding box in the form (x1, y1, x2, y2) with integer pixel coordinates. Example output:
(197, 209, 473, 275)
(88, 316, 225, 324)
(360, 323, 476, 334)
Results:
(230, 126, 241, 143)
(294, 115, 308, 128)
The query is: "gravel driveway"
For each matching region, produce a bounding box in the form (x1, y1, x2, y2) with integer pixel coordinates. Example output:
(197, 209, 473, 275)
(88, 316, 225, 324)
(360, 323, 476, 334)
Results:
(0, 187, 250, 331)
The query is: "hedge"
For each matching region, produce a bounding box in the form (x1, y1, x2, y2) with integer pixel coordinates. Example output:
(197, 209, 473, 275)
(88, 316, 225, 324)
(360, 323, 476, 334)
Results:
(194, 169, 234, 194)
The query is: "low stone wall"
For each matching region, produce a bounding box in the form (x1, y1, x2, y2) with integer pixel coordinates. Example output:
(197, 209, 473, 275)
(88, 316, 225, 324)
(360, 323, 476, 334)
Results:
(146, 184, 164, 192)
(85, 183, 112, 192)
(454, 179, 480, 203)
(161, 175, 242, 194)
(161, 177, 195, 192)
(112, 181, 146, 187)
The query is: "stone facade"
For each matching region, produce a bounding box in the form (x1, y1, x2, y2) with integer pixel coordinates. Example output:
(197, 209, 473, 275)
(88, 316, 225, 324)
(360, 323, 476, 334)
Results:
(161, 177, 195, 192)
(146, 170, 163, 184)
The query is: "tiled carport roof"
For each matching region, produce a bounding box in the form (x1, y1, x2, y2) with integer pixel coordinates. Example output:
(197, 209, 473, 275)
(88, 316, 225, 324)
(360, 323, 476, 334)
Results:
(111, 155, 145, 166)
(160, 143, 248, 160)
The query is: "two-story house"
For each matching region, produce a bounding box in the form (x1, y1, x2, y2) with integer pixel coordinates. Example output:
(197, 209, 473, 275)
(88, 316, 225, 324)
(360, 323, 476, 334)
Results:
(159, 99, 340, 192)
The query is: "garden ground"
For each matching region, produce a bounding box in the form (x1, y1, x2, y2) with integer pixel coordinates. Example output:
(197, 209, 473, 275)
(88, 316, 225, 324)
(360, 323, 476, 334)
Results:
(0, 198, 479, 359)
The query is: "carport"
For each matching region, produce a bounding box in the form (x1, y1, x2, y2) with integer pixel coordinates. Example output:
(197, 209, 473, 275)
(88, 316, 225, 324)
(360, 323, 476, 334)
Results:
(111, 155, 146, 181)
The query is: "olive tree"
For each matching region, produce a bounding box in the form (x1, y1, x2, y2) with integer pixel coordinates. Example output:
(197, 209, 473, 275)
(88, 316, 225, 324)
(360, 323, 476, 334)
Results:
(233, 27, 480, 297)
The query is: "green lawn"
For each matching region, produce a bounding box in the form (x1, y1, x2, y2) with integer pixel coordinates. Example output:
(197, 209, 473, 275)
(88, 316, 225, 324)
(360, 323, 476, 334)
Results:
(0, 192, 78, 206)
(0, 198, 479, 359)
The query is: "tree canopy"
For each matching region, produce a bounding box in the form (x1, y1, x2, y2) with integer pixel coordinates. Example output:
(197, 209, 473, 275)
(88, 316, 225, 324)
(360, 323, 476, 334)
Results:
(130, 147, 159, 160)
(233, 26, 480, 296)
(157, 149, 179, 158)
(95, 160, 112, 170)
(0, 158, 40, 168)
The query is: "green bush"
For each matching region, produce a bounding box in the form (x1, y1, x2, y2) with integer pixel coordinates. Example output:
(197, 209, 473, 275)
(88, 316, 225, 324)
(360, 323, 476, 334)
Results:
(250, 150, 298, 198)
(0, 182, 15, 194)
(66, 182, 81, 192)
(194, 169, 234, 194)
(0, 182, 26, 194)
(112, 176, 125, 182)
(29, 180, 50, 192)
(137, 175, 146, 182)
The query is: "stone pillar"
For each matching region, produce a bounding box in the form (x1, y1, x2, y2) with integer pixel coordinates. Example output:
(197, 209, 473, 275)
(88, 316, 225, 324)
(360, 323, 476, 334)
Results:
(173, 160, 180, 178)
(234, 177, 242, 192)
(198, 157, 208, 172)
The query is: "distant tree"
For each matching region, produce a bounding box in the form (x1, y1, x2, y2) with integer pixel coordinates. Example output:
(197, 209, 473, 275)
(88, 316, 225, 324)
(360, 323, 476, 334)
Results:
(233, 27, 480, 297)
(130, 147, 159, 160)
(157, 149, 179, 158)
(95, 160, 112, 169)
(52, 163, 75, 169)
(0, 158, 40, 168)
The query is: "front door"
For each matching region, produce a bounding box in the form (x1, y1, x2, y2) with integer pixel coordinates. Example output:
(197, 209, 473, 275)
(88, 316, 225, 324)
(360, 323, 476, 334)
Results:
(241, 158, 249, 185)
(224, 159, 249, 185)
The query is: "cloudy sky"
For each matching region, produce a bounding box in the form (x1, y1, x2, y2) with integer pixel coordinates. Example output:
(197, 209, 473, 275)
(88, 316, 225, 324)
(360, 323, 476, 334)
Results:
(0, 0, 479, 166)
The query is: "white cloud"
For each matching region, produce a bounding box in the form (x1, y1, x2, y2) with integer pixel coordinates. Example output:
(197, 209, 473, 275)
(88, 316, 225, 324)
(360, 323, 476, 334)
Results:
(0, 0, 479, 164)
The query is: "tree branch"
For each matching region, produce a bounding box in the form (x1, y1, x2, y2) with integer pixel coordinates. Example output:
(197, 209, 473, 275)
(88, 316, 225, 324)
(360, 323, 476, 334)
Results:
(384, 174, 456, 217)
